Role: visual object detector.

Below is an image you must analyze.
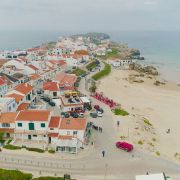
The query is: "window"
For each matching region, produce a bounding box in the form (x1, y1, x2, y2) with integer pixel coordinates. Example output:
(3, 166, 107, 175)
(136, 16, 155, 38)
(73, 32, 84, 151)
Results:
(13, 103, 15, 108)
(2, 123, 10, 128)
(73, 131, 77, 135)
(29, 123, 34, 130)
(18, 123, 22, 127)
(41, 123, 45, 128)
(50, 128, 54, 130)
(67, 131, 70, 135)
(8, 106, 11, 111)
(33, 135, 37, 137)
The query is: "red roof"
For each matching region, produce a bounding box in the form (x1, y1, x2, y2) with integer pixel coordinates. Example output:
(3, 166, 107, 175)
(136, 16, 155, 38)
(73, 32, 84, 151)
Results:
(60, 118, 87, 130)
(17, 102, 30, 111)
(16, 110, 50, 122)
(28, 64, 39, 71)
(30, 74, 41, 80)
(58, 135, 73, 140)
(0, 76, 6, 86)
(6, 93, 24, 103)
(43, 82, 59, 91)
(55, 72, 77, 86)
(15, 83, 33, 95)
(49, 116, 61, 128)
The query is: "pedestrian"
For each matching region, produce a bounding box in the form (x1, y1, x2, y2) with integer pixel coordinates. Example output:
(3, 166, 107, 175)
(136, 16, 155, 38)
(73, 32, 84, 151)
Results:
(102, 150, 105, 157)
(117, 121, 120, 127)
(101, 127, 103, 133)
(98, 126, 101, 132)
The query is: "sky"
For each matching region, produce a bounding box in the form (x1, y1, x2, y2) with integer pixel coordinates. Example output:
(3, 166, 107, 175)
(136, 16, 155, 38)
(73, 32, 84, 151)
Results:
(0, 0, 179, 33)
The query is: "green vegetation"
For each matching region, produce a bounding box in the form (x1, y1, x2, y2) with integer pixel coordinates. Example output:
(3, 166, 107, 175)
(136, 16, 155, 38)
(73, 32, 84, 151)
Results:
(112, 108, 129, 116)
(105, 48, 119, 59)
(152, 138, 156, 142)
(48, 149, 55, 154)
(0, 132, 5, 144)
(148, 142, 155, 147)
(89, 81, 97, 93)
(3, 144, 22, 150)
(144, 119, 153, 126)
(72, 68, 86, 76)
(7, 139, 13, 144)
(120, 136, 126, 139)
(86, 61, 97, 71)
(0, 169, 73, 180)
(92, 63, 111, 81)
(33, 177, 64, 180)
(26, 147, 44, 153)
(0, 168, 32, 180)
(138, 140, 144, 145)
(156, 151, 160, 156)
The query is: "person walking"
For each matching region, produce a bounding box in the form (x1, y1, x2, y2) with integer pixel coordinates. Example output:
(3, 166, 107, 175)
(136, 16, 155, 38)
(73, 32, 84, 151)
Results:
(102, 150, 105, 157)
(117, 121, 120, 127)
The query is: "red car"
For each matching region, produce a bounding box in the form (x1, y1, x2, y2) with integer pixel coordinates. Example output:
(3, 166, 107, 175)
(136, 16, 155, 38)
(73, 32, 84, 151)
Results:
(116, 141, 133, 152)
(94, 105, 100, 110)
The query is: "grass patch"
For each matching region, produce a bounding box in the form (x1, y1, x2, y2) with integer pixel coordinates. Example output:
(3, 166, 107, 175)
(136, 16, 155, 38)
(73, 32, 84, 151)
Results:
(72, 68, 86, 76)
(113, 108, 129, 116)
(138, 140, 144, 145)
(48, 149, 55, 154)
(26, 147, 44, 153)
(156, 151, 160, 156)
(92, 63, 111, 81)
(0, 169, 32, 180)
(86, 61, 98, 71)
(105, 48, 119, 59)
(144, 119, 152, 126)
(3, 144, 22, 150)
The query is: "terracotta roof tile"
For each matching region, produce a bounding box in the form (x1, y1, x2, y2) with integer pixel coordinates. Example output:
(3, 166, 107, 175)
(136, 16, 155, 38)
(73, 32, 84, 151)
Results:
(0, 112, 18, 123)
(6, 93, 24, 103)
(28, 64, 39, 71)
(48, 133, 59, 137)
(16, 110, 50, 121)
(60, 118, 87, 130)
(43, 82, 59, 91)
(49, 116, 61, 128)
(17, 102, 30, 111)
(58, 135, 73, 140)
(15, 83, 33, 95)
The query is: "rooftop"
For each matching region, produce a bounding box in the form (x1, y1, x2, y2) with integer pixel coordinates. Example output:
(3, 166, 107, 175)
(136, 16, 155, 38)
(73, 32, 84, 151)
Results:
(15, 83, 33, 95)
(16, 110, 50, 122)
(49, 116, 61, 128)
(0, 112, 18, 123)
(17, 102, 30, 111)
(43, 81, 59, 91)
(60, 118, 87, 130)
(6, 93, 24, 103)
(60, 95, 83, 106)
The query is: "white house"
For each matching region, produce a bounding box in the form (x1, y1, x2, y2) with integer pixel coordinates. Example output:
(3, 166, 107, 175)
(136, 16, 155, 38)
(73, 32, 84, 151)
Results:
(43, 81, 60, 99)
(0, 76, 8, 97)
(0, 97, 17, 112)
(14, 110, 51, 143)
(56, 118, 87, 153)
(0, 112, 18, 138)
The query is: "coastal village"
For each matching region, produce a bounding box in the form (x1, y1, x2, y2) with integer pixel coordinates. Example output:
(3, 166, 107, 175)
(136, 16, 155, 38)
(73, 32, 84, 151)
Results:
(0, 33, 179, 179)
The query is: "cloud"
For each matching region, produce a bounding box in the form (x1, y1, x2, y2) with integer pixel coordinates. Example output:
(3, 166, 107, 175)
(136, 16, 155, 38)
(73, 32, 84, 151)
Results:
(144, 0, 158, 5)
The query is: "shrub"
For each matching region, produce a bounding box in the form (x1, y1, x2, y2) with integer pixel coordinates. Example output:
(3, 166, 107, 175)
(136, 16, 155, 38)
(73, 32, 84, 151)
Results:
(138, 140, 144, 145)
(120, 136, 126, 139)
(152, 138, 156, 142)
(48, 149, 55, 154)
(156, 151, 160, 156)
(86, 61, 97, 71)
(72, 68, 86, 76)
(26, 147, 44, 153)
(92, 63, 111, 81)
(7, 139, 13, 144)
(3, 144, 22, 150)
(148, 142, 154, 147)
(0, 169, 32, 180)
(144, 119, 152, 126)
(113, 108, 129, 116)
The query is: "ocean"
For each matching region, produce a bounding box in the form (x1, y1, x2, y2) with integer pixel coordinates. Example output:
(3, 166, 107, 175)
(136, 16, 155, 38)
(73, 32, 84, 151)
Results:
(110, 31, 180, 83)
(0, 30, 180, 83)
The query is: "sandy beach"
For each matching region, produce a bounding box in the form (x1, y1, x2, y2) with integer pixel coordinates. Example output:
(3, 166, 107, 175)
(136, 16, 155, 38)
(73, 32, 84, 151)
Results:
(97, 68, 180, 163)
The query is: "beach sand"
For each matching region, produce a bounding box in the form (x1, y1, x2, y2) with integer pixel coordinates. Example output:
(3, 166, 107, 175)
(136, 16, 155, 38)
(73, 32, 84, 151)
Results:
(97, 69, 180, 163)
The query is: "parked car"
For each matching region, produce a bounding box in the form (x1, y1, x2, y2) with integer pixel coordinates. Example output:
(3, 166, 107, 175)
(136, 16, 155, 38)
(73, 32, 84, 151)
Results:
(90, 112, 98, 118)
(97, 108, 104, 113)
(49, 101, 56, 106)
(94, 105, 100, 110)
(97, 111, 103, 117)
(78, 112, 84, 118)
(61, 112, 70, 118)
(43, 97, 50, 102)
(116, 141, 133, 152)
(70, 112, 79, 118)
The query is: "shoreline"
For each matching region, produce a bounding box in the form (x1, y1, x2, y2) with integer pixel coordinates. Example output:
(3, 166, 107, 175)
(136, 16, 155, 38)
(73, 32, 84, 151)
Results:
(97, 68, 180, 164)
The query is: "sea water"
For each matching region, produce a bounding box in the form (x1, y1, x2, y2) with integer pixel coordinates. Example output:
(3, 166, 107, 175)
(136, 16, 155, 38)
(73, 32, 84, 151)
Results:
(110, 31, 180, 83)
